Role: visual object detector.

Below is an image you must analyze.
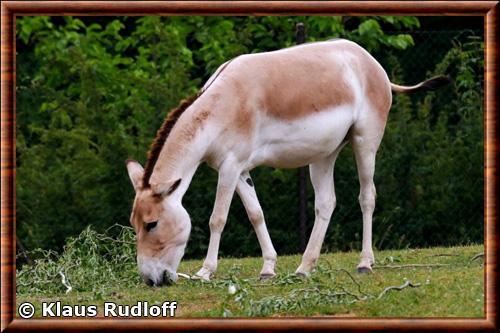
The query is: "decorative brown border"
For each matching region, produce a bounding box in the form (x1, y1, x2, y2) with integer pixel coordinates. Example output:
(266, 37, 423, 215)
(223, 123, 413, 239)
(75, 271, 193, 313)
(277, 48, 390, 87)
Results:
(1, 1, 498, 332)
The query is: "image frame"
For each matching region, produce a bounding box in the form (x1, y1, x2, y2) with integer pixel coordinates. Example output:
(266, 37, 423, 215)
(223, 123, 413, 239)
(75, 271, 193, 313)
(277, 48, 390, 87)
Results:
(1, 1, 498, 331)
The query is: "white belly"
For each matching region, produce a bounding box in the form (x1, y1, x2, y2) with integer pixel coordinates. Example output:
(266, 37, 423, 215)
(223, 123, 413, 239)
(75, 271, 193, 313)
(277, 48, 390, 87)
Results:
(249, 106, 354, 168)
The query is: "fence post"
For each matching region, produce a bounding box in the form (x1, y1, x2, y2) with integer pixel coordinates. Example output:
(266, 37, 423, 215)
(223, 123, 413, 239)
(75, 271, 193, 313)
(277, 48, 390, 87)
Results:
(295, 22, 308, 253)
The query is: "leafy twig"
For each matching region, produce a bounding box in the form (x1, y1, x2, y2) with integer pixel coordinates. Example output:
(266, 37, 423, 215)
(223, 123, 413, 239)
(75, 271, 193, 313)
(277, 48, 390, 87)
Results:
(335, 268, 371, 298)
(59, 270, 72, 294)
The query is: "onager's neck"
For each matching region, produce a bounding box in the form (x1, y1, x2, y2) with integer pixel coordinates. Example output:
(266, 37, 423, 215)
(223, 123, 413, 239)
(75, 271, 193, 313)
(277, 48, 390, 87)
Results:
(149, 102, 214, 198)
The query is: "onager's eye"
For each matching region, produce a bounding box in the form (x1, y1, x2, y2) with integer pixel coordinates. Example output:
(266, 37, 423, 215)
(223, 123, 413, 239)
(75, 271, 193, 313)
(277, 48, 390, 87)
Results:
(144, 221, 158, 232)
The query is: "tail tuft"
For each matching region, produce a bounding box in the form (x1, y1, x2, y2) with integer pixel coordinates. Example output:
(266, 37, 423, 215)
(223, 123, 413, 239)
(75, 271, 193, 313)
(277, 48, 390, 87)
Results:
(420, 75, 452, 91)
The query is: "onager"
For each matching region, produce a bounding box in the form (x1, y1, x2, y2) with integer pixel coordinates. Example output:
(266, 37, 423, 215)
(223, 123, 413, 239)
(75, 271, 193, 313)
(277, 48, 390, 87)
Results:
(126, 39, 449, 286)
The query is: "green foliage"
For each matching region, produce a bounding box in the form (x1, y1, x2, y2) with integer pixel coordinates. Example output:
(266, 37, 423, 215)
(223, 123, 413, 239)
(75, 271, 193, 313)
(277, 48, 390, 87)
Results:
(16, 16, 483, 259)
(16, 17, 198, 250)
(371, 36, 484, 248)
(17, 225, 138, 296)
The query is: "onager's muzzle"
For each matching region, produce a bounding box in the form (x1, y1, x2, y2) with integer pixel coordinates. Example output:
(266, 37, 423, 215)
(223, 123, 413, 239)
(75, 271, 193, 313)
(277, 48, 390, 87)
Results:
(137, 255, 179, 287)
(143, 270, 178, 287)
(139, 263, 178, 287)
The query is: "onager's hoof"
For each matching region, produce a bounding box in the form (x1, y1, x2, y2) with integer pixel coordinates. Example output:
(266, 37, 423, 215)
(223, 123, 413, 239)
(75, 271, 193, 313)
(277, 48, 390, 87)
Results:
(193, 267, 212, 281)
(295, 270, 310, 279)
(356, 266, 373, 274)
(259, 273, 276, 281)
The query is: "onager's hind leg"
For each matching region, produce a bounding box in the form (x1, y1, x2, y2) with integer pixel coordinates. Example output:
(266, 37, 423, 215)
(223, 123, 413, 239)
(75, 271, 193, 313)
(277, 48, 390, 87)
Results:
(352, 123, 385, 273)
(236, 172, 277, 279)
(296, 149, 341, 277)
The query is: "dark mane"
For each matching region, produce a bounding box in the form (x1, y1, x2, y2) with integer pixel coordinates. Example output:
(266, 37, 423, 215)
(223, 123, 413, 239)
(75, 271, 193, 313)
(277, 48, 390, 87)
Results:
(142, 92, 201, 188)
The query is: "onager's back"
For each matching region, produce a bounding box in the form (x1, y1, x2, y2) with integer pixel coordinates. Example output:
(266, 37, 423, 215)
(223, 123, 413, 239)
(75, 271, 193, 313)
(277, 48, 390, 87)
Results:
(126, 39, 450, 286)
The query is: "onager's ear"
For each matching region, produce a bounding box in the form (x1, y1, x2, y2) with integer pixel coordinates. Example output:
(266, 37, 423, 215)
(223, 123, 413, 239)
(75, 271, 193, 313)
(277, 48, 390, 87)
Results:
(151, 179, 182, 197)
(125, 159, 144, 191)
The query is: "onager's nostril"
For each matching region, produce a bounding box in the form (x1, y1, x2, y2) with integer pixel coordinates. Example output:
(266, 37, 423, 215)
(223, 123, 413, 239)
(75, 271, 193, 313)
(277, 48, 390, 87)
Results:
(145, 278, 155, 287)
(163, 271, 174, 286)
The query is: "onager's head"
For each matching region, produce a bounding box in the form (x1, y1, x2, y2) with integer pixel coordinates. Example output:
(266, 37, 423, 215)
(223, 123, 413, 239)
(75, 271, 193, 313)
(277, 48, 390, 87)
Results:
(126, 160, 191, 287)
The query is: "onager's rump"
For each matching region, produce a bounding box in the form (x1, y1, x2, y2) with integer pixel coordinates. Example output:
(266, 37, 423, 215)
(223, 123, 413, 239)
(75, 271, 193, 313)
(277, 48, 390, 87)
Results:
(126, 39, 450, 286)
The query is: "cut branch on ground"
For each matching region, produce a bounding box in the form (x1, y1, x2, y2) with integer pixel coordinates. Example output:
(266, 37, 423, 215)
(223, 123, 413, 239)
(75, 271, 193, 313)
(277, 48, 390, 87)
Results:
(373, 263, 450, 269)
(376, 281, 421, 300)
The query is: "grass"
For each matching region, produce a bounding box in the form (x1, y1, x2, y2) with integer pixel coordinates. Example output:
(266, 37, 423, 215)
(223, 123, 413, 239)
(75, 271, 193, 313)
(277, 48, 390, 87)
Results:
(16, 225, 484, 318)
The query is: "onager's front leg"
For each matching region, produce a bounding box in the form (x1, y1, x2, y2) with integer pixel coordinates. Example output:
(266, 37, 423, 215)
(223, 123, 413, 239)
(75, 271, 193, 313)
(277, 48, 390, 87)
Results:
(236, 172, 277, 279)
(194, 161, 240, 281)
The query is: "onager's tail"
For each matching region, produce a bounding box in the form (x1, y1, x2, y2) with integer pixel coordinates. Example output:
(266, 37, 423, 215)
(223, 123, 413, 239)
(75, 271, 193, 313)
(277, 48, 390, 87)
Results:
(391, 75, 451, 93)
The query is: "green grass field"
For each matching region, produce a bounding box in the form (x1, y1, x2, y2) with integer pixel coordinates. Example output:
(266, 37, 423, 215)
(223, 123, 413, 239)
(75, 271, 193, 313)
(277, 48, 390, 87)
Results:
(16, 227, 484, 318)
